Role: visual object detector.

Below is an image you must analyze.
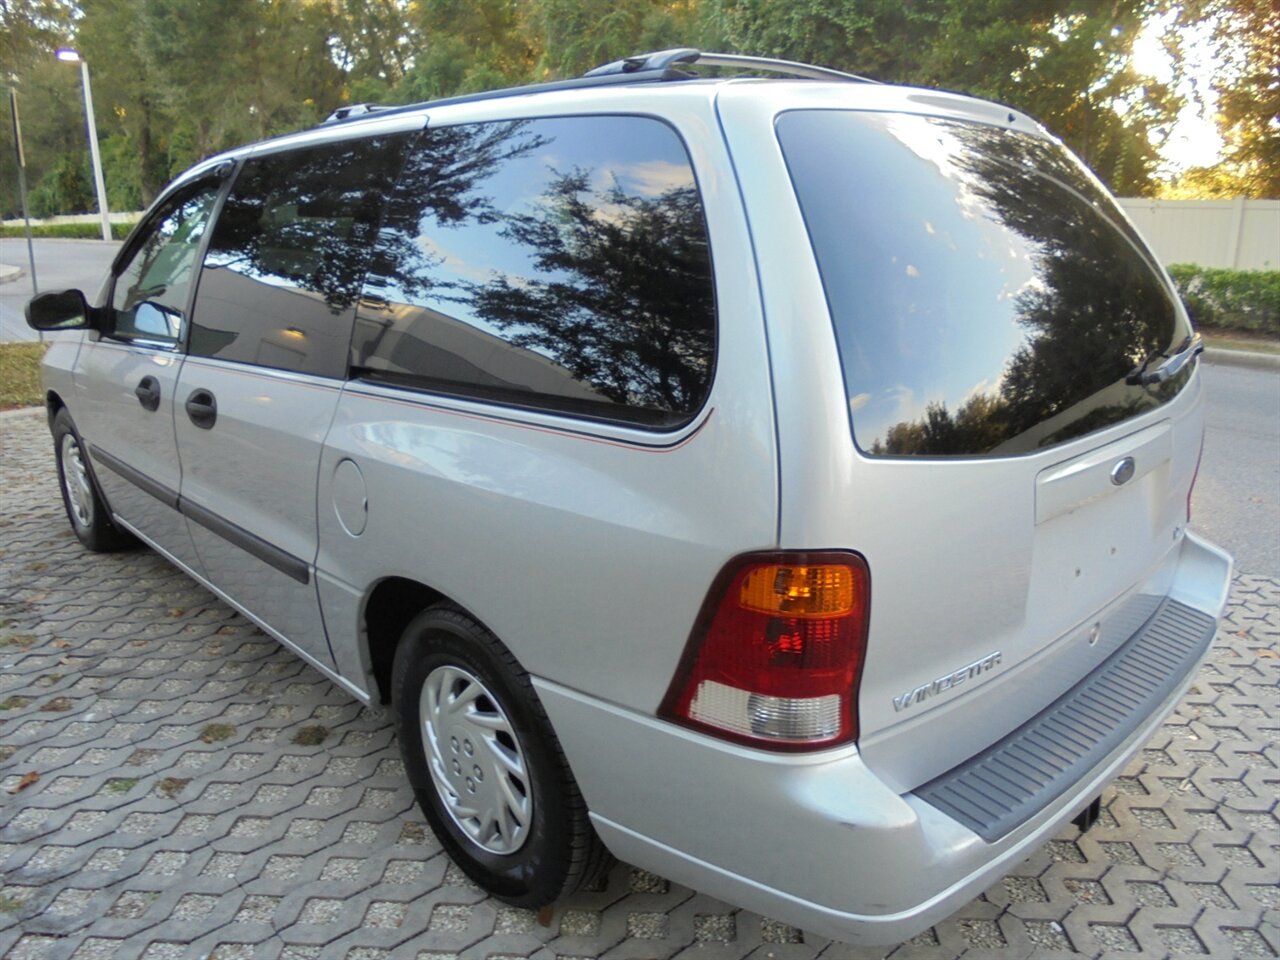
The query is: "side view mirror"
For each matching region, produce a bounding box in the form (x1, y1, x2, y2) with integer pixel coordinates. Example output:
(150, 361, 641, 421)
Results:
(25, 289, 93, 331)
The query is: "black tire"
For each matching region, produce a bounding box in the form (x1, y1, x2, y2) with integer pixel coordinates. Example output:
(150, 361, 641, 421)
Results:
(52, 408, 138, 552)
(391, 604, 610, 907)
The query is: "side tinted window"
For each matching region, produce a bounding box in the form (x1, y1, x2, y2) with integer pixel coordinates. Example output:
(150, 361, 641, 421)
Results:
(353, 116, 716, 427)
(189, 135, 411, 378)
(109, 182, 221, 344)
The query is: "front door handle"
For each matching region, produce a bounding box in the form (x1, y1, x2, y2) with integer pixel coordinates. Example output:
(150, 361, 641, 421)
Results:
(134, 375, 161, 412)
(184, 388, 217, 429)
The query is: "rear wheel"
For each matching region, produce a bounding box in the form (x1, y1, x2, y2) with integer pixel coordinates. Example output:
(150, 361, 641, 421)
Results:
(52, 408, 137, 552)
(391, 605, 609, 906)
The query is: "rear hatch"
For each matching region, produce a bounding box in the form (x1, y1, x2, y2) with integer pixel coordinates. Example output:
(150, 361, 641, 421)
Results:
(766, 103, 1203, 791)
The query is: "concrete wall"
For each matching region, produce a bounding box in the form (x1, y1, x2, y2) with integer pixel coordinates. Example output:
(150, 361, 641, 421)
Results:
(2, 212, 140, 226)
(1116, 198, 1279, 270)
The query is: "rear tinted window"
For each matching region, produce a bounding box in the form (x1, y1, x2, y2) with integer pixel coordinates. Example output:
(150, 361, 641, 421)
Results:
(352, 115, 715, 427)
(777, 111, 1194, 457)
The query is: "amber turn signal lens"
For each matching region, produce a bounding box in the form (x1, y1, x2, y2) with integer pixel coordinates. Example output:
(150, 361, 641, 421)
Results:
(738, 564, 856, 618)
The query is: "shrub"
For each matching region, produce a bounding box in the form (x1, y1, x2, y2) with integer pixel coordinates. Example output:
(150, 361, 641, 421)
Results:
(1168, 264, 1280, 335)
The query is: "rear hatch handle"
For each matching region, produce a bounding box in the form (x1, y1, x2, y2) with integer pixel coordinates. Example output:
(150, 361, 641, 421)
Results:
(1126, 332, 1203, 386)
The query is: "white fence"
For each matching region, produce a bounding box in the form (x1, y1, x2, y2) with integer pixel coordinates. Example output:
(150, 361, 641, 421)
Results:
(1116, 198, 1279, 271)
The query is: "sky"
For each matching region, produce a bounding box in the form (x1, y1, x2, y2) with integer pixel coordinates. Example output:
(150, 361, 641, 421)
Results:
(1132, 11, 1226, 175)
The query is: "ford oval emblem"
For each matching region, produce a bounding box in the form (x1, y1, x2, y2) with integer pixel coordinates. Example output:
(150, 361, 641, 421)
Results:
(1110, 457, 1136, 486)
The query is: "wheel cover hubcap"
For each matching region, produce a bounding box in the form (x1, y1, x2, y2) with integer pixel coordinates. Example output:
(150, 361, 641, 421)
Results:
(420, 664, 533, 855)
(60, 433, 93, 529)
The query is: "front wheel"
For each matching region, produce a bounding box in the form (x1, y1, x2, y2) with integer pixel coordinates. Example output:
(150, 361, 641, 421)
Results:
(52, 408, 137, 552)
(391, 605, 609, 906)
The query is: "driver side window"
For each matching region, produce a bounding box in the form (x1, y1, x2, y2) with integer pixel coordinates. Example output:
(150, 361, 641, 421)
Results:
(109, 180, 222, 345)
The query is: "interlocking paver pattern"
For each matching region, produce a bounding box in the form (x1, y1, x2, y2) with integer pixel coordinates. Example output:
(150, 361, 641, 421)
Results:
(1, 406, 1277, 959)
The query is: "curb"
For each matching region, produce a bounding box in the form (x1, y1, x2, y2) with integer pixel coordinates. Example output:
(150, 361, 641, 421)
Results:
(0, 263, 22, 284)
(1203, 347, 1280, 371)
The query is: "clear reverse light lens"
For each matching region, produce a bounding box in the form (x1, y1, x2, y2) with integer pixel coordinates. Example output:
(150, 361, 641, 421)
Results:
(688, 680, 842, 742)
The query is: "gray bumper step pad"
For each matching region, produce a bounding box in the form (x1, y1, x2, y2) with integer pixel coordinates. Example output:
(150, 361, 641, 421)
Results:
(916, 598, 1217, 842)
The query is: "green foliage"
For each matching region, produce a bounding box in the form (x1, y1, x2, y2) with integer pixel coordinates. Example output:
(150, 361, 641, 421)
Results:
(1178, 0, 1279, 198)
(1168, 264, 1280, 334)
(101, 132, 142, 211)
(703, 0, 1174, 195)
(0, 0, 1268, 216)
(533, 0, 700, 77)
(28, 153, 92, 217)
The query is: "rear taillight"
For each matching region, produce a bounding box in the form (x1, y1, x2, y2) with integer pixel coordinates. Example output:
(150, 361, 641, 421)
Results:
(660, 552, 870, 751)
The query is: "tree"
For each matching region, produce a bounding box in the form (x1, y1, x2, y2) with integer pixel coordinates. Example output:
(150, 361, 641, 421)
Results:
(74, 0, 169, 204)
(400, 0, 538, 97)
(327, 0, 417, 101)
(700, 0, 1179, 195)
(1179, 0, 1279, 198)
(0, 0, 77, 217)
(532, 0, 700, 78)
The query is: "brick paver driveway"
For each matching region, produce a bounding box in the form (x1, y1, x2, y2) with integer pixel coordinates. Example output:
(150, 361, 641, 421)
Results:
(2, 407, 1277, 960)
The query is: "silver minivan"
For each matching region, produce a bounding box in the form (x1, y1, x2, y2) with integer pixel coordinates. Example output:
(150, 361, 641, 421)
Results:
(27, 49, 1232, 945)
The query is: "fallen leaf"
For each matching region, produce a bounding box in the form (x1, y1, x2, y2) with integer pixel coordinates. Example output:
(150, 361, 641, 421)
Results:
(1256, 648, 1278, 659)
(7, 772, 39, 794)
(54, 639, 71, 649)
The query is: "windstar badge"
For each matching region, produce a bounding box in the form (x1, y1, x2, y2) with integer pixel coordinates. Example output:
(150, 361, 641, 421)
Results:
(893, 651, 1003, 712)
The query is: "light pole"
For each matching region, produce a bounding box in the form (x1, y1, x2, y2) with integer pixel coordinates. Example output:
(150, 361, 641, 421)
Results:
(56, 48, 111, 242)
(7, 80, 39, 298)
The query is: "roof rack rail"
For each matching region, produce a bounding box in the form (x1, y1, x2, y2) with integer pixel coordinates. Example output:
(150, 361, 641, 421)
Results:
(585, 48, 879, 84)
(322, 103, 386, 124)
(312, 48, 875, 131)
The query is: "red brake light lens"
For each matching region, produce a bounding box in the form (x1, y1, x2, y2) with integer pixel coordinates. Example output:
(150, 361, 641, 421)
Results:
(660, 551, 870, 750)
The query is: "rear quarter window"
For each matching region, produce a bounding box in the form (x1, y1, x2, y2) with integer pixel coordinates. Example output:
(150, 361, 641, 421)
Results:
(776, 110, 1194, 458)
(352, 115, 716, 428)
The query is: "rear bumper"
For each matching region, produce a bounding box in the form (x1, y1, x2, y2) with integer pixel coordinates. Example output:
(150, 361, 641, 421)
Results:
(535, 531, 1232, 945)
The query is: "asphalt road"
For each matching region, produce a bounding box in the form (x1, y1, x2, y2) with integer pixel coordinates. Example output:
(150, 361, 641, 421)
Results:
(0, 237, 120, 343)
(1193, 360, 1280, 577)
(2, 238, 1277, 576)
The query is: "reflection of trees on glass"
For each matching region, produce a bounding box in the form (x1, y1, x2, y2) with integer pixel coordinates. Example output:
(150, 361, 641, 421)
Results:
(468, 173, 713, 412)
(356, 117, 716, 425)
(191, 134, 414, 377)
(206, 135, 411, 312)
(866, 120, 1190, 457)
(362, 121, 550, 311)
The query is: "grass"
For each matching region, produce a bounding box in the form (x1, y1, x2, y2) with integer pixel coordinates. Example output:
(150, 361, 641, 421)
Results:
(105, 777, 139, 794)
(199, 723, 236, 743)
(0, 222, 134, 240)
(291, 724, 329, 746)
(157, 776, 191, 799)
(0, 342, 47, 410)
